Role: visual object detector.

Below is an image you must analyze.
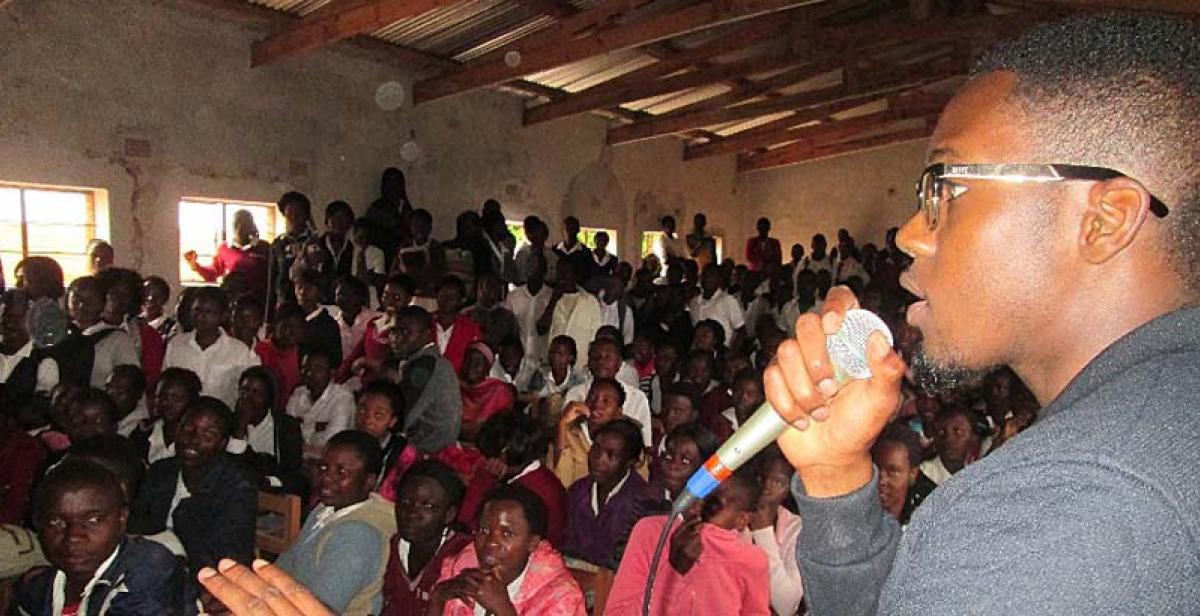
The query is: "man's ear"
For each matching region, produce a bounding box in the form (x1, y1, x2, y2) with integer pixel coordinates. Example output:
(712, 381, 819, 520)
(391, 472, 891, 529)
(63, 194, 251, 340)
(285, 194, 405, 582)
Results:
(1078, 177, 1154, 264)
(907, 467, 920, 487)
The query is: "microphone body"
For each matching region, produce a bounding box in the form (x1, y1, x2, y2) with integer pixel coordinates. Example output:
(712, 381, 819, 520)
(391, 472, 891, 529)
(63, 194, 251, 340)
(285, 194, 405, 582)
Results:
(671, 309, 893, 513)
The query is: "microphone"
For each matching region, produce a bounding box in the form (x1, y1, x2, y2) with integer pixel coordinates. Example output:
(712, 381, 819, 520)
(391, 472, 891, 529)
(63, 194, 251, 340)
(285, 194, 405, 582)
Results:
(671, 309, 893, 513)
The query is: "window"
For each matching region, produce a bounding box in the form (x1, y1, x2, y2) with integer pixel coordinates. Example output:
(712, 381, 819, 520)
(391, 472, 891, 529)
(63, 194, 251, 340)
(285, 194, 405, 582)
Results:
(506, 221, 528, 247)
(179, 198, 284, 285)
(580, 227, 617, 257)
(0, 183, 107, 285)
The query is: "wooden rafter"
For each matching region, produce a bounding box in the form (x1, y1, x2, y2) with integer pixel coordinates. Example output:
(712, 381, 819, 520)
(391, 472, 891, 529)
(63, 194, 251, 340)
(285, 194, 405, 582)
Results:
(737, 121, 936, 172)
(522, 12, 797, 125)
(251, 0, 460, 67)
(413, 0, 838, 104)
(685, 90, 949, 159)
(607, 54, 965, 144)
(525, 47, 813, 125)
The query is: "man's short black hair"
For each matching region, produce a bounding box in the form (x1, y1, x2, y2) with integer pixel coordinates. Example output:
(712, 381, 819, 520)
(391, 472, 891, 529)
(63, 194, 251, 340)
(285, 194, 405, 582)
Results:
(192, 286, 228, 313)
(34, 458, 126, 521)
(482, 484, 548, 538)
(397, 305, 433, 332)
(278, 191, 312, 218)
(358, 381, 405, 423)
(973, 11, 1200, 289)
(185, 396, 236, 438)
(158, 367, 203, 400)
(238, 366, 278, 412)
(110, 364, 146, 398)
(476, 411, 549, 469)
(143, 275, 170, 301)
(588, 377, 626, 406)
(397, 459, 467, 507)
(872, 422, 923, 468)
(74, 388, 119, 424)
(593, 417, 644, 462)
(662, 381, 701, 411)
(666, 422, 720, 462)
(68, 434, 145, 504)
(694, 319, 726, 346)
(386, 273, 416, 296)
(325, 200, 353, 220)
(326, 430, 384, 476)
(336, 275, 369, 302)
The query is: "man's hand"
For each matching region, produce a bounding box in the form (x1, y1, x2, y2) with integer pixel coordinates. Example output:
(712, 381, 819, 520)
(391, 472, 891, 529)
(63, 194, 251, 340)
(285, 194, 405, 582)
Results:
(765, 286, 906, 498)
(197, 558, 333, 616)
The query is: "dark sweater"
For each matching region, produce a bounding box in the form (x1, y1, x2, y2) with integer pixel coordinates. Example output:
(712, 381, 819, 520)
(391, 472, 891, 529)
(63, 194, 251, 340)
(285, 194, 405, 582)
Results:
(792, 306, 1200, 615)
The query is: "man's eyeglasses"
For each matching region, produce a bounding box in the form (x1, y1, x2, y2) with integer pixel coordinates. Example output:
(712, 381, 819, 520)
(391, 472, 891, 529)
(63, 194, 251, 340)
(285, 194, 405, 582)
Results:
(915, 163, 1170, 231)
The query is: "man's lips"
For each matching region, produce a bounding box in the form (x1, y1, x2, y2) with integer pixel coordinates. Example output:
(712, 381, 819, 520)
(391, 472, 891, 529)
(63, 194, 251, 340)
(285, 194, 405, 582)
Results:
(898, 271, 926, 300)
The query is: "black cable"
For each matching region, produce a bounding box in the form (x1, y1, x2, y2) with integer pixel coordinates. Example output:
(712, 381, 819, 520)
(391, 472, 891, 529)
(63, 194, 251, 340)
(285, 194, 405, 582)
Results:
(641, 509, 682, 616)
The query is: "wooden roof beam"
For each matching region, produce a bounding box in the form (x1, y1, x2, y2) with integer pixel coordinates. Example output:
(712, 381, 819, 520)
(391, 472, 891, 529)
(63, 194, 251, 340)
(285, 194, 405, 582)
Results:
(685, 90, 948, 159)
(607, 54, 965, 144)
(524, 47, 812, 125)
(251, 0, 460, 67)
(414, 0, 838, 104)
(737, 120, 935, 172)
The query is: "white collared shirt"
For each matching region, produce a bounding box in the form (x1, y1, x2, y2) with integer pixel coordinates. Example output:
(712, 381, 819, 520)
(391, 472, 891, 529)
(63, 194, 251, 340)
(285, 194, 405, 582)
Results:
(308, 499, 368, 534)
(163, 329, 260, 407)
(146, 421, 174, 464)
(286, 382, 356, 448)
(564, 379, 652, 447)
(0, 340, 59, 393)
(509, 460, 542, 483)
(81, 322, 140, 389)
(591, 470, 631, 516)
(116, 401, 150, 437)
(504, 284, 552, 364)
(334, 307, 380, 360)
(435, 321, 454, 354)
(687, 289, 746, 340)
(50, 544, 120, 616)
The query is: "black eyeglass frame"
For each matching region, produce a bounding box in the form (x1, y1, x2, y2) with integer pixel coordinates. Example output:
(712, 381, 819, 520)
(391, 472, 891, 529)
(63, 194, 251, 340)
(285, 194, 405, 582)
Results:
(915, 163, 1170, 230)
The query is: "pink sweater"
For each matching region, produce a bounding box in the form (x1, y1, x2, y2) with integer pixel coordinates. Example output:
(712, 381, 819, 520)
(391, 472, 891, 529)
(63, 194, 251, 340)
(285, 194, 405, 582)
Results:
(606, 515, 770, 616)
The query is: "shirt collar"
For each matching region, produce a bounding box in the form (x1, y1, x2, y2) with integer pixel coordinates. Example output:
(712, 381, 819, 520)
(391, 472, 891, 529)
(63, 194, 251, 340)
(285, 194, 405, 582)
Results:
(51, 543, 121, 615)
(6, 340, 33, 360)
(508, 460, 542, 483)
(590, 470, 631, 516)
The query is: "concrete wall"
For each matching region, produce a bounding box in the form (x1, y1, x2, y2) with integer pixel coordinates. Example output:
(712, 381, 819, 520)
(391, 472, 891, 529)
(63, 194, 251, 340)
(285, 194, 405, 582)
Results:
(0, 0, 925, 292)
(735, 139, 930, 254)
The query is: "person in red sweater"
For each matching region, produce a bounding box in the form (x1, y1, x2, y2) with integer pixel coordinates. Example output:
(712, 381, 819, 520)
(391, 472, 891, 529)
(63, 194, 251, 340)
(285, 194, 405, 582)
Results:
(337, 274, 414, 386)
(433, 276, 481, 374)
(255, 303, 304, 410)
(183, 208, 270, 292)
(0, 412, 48, 524)
(744, 217, 782, 272)
(457, 411, 566, 547)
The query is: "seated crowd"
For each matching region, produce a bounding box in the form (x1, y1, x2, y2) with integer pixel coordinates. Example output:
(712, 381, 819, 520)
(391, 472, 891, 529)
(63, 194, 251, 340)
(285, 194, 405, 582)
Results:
(0, 170, 1039, 615)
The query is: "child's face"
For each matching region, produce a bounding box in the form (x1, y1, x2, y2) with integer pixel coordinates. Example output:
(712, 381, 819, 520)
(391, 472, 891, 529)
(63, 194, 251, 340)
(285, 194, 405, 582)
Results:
(68, 287, 105, 327)
(548, 341, 574, 374)
(232, 305, 264, 342)
(191, 297, 225, 334)
(757, 458, 792, 510)
(685, 357, 712, 388)
(653, 345, 678, 377)
(335, 282, 364, 315)
(352, 226, 371, 247)
(66, 403, 115, 443)
(355, 394, 398, 440)
(295, 281, 322, 311)
(327, 211, 354, 236)
(499, 346, 523, 376)
(585, 384, 622, 428)
(380, 283, 411, 314)
(654, 435, 701, 494)
(732, 378, 764, 413)
(104, 374, 141, 415)
(273, 316, 303, 349)
(302, 355, 333, 394)
(662, 394, 697, 432)
(874, 442, 915, 519)
(156, 382, 191, 424)
(140, 283, 166, 318)
(691, 326, 716, 352)
(38, 484, 127, 581)
(588, 432, 634, 488)
(632, 337, 653, 365)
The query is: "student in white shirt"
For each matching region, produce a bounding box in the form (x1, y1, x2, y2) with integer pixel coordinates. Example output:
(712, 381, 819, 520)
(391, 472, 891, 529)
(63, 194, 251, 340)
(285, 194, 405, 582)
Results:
(0, 289, 59, 400)
(505, 252, 554, 368)
(597, 276, 635, 347)
(287, 349, 356, 458)
(333, 276, 379, 362)
(562, 337, 652, 448)
(162, 287, 259, 408)
(68, 276, 140, 389)
(687, 265, 746, 351)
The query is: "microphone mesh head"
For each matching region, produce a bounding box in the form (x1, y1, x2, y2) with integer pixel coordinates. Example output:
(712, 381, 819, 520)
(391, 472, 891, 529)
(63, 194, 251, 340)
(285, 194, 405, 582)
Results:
(826, 309, 894, 380)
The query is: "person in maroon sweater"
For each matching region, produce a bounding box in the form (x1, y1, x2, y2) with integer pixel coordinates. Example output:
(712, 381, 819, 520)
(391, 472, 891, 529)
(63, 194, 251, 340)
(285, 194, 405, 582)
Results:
(457, 411, 566, 547)
(184, 209, 270, 292)
(381, 460, 472, 616)
(0, 411, 48, 524)
(433, 276, 482, 374)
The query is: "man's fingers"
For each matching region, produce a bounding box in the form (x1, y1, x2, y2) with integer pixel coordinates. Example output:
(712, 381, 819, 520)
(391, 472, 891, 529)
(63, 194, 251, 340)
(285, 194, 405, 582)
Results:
(198, 567, 261, 614)
(794, 313, 837, 403)
(770, 336, 825, 421)
(864, 331, 906, 414)
(253, 559, 334, 616)
(820, 286, 861, 332)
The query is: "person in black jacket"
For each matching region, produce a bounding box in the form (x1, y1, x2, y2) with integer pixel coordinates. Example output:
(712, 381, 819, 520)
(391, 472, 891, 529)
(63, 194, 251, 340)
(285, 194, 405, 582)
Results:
(229, 366, 307, 499)
(16, 459, 185, 615)
(294, 269, 342, 369)
(128, 396, 256, 575)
